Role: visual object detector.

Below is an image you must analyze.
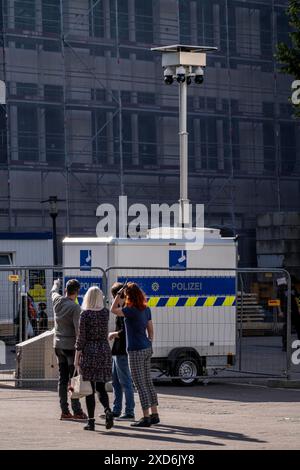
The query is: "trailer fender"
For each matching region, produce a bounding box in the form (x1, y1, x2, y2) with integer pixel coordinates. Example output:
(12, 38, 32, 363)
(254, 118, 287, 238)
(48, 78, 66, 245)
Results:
(167, 347, 204, 369)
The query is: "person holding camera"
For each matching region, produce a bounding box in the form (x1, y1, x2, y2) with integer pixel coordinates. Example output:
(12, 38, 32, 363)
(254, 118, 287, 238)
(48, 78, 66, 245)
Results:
(111, 282, 159, 428)
(108, 282, 135, 420)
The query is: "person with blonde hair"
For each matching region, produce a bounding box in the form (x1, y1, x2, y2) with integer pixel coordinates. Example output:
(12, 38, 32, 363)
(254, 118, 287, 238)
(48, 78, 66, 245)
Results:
(75, 286, 113, 431)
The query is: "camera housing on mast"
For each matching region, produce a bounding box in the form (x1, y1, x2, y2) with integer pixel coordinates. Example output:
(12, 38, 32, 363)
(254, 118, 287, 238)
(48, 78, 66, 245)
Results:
(194, 66, 204, 84)
(152, 45, 217, 87)
(164, 66, 175, 85)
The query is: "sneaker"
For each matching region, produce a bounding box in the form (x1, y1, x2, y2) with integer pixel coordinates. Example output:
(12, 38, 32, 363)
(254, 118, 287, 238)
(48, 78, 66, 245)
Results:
(150, 414, 160, 425)
(118, 413, 135, 421)
(131, 417, 151, 427)
(73, 411, 88, 420)
(60, 412, 74, 421)
(105, 410, 114, 430)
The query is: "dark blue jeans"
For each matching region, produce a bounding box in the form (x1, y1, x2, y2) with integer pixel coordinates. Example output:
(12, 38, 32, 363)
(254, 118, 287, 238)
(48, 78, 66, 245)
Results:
(112, 354, 135, 416)
(55, 348, 82, 415)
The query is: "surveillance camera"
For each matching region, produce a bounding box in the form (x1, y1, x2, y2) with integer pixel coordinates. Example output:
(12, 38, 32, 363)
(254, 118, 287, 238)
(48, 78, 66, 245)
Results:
(195, 67, 204, 85)
(176, 66, 186, 83)
(164, 67, 174, 85)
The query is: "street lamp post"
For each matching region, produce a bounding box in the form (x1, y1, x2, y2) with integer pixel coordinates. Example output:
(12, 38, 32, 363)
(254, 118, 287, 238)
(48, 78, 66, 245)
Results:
(151, 45, 217, 227)
(41, 196, 65, 266)
(49, 197, 58, 266)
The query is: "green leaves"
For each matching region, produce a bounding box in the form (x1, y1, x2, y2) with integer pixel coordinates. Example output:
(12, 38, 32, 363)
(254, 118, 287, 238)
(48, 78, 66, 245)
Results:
(277, 0, 300, 117)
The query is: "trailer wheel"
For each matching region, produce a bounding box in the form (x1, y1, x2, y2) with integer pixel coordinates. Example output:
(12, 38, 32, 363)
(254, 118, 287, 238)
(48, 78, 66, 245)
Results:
(172, 357, 200, 386)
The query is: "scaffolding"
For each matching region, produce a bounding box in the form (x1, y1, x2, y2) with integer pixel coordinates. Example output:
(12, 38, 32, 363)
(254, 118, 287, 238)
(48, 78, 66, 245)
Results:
(0, 0, 298, 265)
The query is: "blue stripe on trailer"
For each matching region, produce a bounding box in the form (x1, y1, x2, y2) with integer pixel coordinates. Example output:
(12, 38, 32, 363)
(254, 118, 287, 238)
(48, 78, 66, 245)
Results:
(118, 276, 236, 296)
(214, 296, 226, 306)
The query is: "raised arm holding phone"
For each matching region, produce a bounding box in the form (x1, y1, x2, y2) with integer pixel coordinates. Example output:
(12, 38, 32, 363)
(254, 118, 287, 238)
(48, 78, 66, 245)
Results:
(111, 282, 159, 427)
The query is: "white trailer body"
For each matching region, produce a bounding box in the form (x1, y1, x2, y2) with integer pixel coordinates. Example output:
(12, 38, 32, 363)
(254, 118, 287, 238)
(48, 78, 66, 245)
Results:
(63, 229, 237, 382)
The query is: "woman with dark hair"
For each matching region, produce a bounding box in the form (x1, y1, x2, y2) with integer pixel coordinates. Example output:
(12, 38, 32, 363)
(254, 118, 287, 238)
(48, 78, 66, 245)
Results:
(111, 282, 159, 427)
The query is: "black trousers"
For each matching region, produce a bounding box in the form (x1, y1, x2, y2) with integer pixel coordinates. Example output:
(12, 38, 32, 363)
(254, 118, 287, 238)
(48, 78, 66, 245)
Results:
(85, 382, 110, 419)
(55, 348, 82, 415)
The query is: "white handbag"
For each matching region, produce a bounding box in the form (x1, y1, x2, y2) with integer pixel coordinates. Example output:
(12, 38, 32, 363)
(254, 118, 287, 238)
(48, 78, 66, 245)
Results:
(69, 369, 93, 399)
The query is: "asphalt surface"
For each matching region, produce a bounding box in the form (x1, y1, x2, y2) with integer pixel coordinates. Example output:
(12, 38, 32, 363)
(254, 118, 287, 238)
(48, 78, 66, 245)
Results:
(1, 382, 300, 450)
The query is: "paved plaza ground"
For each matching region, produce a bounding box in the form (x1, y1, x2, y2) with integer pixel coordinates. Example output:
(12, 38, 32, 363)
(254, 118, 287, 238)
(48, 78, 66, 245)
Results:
(1, 382, 300, 450)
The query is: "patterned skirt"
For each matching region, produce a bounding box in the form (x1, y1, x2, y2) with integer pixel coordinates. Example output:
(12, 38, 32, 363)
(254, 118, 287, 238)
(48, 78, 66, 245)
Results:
(79, 340, 112, 383)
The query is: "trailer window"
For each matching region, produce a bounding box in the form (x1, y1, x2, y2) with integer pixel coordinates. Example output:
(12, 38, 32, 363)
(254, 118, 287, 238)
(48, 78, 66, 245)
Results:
(0, 253, 13, 265)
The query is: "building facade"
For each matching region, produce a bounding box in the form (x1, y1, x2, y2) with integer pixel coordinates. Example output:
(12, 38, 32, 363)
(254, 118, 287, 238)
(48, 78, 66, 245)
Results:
(0, 0, 299, 265)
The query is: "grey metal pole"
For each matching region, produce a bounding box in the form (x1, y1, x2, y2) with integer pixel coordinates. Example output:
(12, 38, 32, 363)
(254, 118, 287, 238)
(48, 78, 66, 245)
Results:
(286, 271, 292, 380)
(115, 0, 125, 196)
(179, 77, 189, 226)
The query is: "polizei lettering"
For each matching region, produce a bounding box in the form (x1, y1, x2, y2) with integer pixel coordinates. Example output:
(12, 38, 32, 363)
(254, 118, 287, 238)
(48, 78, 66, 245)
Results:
(171, 281, 202, 292)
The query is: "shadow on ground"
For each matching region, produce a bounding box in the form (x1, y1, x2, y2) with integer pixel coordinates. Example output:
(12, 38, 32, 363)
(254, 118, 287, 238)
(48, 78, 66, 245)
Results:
(92, 422, 266, 447)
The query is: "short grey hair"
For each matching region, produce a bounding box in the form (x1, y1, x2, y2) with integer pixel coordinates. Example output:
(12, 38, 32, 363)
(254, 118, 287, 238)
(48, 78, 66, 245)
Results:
(81, 286, 104, 311)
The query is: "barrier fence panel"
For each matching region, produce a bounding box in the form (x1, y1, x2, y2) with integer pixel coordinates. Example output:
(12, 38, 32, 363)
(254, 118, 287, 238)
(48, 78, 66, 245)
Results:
(0, 267, 21, 383)
(234, 269, 291, 379)
(0, 266, 105, 387)
(106, 267, 291, 384)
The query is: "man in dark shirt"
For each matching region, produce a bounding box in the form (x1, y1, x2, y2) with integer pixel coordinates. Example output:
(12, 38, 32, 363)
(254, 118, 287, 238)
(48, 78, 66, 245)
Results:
(108, 282, 135, 420)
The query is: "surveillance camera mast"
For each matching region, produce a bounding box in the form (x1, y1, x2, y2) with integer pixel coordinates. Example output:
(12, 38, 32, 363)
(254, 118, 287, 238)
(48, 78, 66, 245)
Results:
(151, 45, 217, 229)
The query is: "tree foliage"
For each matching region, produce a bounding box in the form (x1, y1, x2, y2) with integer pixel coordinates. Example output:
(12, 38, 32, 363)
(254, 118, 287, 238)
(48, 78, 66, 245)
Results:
(277, 0, 300, 115)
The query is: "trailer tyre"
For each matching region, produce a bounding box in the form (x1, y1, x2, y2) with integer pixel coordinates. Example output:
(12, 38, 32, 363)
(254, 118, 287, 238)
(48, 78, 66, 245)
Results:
(172, 357, 201, 386)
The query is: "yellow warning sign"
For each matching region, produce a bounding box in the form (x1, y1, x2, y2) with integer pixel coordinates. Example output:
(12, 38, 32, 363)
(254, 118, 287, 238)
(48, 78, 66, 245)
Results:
(8, 274, 19, 282)
(268, 299, 280, 307)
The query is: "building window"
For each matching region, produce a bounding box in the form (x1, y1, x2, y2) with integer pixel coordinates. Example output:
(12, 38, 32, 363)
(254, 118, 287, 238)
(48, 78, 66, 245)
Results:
(277, 7, 291, 46)
(179, 0, 191, 44)
(18, 105, 39, 162)
(45, 108, 65, 164)
(121, 91, 131, 103)
(263, 102, 274, 118)
(44, 85, 63, 102)
(16, 83, 38, 99)
(89, 0, 105, 38)
(263, 122, 275, 173)
(138, 113, 157, 166)
(91, 88, 106, 101)
(110, 0, 129, 41)
(260, 6, 272, 59)
(0, 107, 7, 163)
(92, 110, 108, 164)
(15, 38, 36, 50)
(200, 117, 218, 171)
(196, 0, 214, 47)
(135, 0, 153, 44)
(137, 92, 155, 106)
(280, 122, 296, 175)
(0, 253, 13, 265)
(122, 111, 132, 167)
(42, 0, 61, 34)
(15, 0, 35, 30)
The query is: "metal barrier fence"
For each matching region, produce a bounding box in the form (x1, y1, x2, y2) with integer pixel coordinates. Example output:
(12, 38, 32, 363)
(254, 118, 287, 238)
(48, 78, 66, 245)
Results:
(105, 267, 292, 384)
(0, 266, 105, 387)
(0, 265, 292, 387)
